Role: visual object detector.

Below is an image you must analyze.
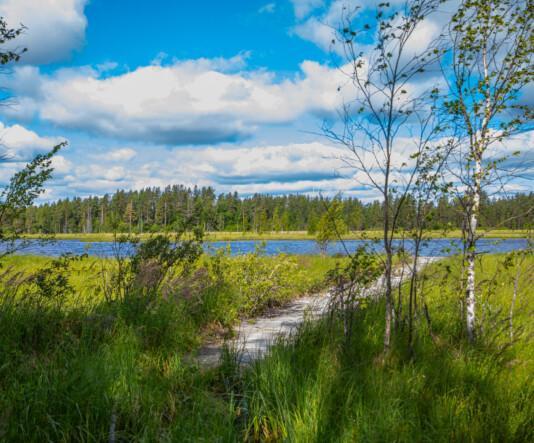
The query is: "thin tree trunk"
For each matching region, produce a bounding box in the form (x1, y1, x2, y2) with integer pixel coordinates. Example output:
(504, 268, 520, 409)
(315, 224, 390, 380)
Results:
(164, 201, 167, 227)
(465, 42, 491, 343)
(509, 263, 521, 341)
(466, 156, 481, 343)
(408, 242, 420, 353)
(86, 206, 93, 234)
(384, 246, 393, 350)
(395, 236, 406, 330)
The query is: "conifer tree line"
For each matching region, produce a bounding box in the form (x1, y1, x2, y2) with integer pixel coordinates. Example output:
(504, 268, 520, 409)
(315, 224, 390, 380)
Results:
(9, 185, 533, 234)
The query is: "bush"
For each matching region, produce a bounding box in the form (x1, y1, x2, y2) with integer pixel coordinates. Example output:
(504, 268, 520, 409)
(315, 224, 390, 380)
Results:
(219, 244, 304, 316)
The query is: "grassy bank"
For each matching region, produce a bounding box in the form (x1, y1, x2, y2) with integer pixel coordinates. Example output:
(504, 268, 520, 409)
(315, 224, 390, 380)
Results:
(0, 251, 531, 441)
(0, 251, 340, 441)
(21, 228, 529, 242)
(234, 254, 533, 442)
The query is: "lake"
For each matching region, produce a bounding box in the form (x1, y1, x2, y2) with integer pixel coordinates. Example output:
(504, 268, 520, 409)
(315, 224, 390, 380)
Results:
(4, 238, 529, 257)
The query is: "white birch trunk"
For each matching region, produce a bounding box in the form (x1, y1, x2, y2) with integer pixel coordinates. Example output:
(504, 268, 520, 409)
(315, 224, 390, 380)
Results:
(465, 44, 490, 343)
(465, 161, 480, 343)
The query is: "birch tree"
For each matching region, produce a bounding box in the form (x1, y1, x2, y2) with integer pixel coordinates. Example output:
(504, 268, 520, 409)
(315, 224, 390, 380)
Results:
(443, 0, 533, 342)
(324, 0, 446, 350)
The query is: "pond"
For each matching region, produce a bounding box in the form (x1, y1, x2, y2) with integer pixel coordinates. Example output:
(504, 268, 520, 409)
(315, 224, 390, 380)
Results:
(3, 238, 529, 257)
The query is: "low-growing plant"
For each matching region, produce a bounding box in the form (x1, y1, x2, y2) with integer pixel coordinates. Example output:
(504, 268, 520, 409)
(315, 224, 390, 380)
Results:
(0, 254, 89, 355)
(101, 230, 202, 309)
(327, 246, 383, 340)
(221, 243, 303, 315)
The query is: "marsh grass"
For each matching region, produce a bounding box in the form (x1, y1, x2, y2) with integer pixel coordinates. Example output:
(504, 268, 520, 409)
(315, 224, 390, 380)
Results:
(0, 253, 531, 441)
(22, 229, 529, 242)
(236, 254, 534, 442)
(0, 252, 338, 442)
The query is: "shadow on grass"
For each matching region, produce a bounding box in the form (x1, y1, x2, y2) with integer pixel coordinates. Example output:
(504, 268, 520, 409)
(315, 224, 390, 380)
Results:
(240, 301, 533, 442)
(0, 295, 239, 442)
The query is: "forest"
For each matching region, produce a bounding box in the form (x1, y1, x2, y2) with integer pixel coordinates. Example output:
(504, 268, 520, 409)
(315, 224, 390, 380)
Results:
(12, 186, 534, 234)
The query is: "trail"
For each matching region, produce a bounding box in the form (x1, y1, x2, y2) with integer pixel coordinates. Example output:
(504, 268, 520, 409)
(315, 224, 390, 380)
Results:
(197, 256, 440, 366)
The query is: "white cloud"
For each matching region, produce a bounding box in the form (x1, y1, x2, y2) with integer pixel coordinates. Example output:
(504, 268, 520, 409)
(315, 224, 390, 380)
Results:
(50, 155, 72, 175)
(293, 0, 444, 59)
(93, 148, 137, 162)
(0, 122, 65, 160)
(0, 0, 89, 64)
(40, 141, 362, 199)
(0, 123, 69, 187)
(258, 2, 276, 14)
(293, 17, 337, 52)
(4, 58, 350, 145)
(293, 0, 359, 52)
(172, 141, 346, 184)
(32, 129, 534, 202)
(291, 0, 325, 19)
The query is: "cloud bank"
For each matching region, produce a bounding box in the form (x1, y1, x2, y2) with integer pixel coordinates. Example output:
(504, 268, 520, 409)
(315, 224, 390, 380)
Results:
(4, 58, 348, 145)
(0, 121, 64, 161)
(0, 0, 89, 64)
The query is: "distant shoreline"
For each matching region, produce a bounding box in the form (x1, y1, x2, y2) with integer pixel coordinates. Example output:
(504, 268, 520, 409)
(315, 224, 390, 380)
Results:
(20, 229, 529, 242)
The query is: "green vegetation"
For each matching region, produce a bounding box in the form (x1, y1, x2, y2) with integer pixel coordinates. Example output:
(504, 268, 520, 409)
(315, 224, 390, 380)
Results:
(0, 247, 339, 441)
(230, 254, 534, 441)
(21, 228, 530, 242)
(315, 199, 348, 253)
(0, 252, 531, 441)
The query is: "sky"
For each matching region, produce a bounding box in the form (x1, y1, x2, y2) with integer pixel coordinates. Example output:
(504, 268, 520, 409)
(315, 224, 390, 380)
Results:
(0, 0, 531, 202)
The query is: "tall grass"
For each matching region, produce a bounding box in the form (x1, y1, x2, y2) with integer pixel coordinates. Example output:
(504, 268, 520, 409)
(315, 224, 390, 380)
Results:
(0, 252, 338, 441)
(0, 253, 531, 441)
(22, 228, 529, 242)
(236, 254, 533, 442)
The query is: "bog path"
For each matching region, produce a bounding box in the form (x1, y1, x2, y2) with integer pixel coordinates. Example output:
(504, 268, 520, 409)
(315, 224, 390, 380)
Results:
(197, 256, 440, 367)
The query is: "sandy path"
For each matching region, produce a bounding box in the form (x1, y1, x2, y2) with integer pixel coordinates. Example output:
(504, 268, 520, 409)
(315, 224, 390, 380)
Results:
(197, 256, 440, 366)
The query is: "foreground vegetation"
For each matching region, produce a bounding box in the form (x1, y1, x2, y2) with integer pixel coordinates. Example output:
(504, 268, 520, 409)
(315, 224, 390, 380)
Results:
(0, 250, 531, 441)
(0, 248, 339, 441)
(237, 254, 533, 441)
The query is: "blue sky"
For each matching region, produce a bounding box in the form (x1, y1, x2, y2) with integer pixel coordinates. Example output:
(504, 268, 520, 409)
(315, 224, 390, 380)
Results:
(0, 0, 531, 201)
(72, 0, 325, 73)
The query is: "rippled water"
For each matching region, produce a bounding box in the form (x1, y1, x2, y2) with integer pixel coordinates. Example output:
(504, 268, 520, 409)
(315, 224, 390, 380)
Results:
(3, 238, 528, 257)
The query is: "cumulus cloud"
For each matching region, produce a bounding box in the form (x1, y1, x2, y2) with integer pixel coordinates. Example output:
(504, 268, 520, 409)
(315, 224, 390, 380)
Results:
(291, 0, 325, 19)
(92, 148, 137, 162)
(50, 155, 73, 175)
(293, 0, 359, 53)
(293, 0, 444, 61)
(172, 142, 346, 186)
(258, 3, 276, 14)
(0, 121, 65, 161)
(31, 128, 534, 202)
(0, 123, 69, 188)
(40, 141, 364, 199)
(3, 58, 350, 145)
(0, 0, 89, 64)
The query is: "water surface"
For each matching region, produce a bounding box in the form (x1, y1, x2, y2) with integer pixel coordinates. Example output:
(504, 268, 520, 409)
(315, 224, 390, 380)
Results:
(4, 238, 528, 257)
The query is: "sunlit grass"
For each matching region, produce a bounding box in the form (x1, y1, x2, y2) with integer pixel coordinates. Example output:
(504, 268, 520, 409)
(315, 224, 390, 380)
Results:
(0, 252, 531, 441)
(21, 228, 529, 242)
(237, 254, 534, 442)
